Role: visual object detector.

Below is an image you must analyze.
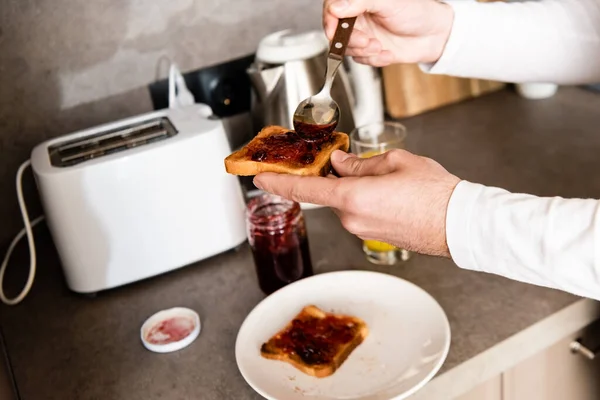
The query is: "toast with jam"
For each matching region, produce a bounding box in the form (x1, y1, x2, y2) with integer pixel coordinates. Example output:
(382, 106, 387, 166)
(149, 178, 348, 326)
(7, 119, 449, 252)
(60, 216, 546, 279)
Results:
(224, 125, 350, 177)
(260, 305, 368, 378)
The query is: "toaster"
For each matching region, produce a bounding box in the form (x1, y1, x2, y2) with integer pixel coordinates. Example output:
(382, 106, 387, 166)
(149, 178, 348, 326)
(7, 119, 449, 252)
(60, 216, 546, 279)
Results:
(31, 104, 247, 294)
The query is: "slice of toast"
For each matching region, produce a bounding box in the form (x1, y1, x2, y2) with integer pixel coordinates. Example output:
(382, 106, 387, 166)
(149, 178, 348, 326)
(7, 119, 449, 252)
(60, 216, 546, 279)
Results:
(260, 305, 368, 378)
(224, 125, 350, 177)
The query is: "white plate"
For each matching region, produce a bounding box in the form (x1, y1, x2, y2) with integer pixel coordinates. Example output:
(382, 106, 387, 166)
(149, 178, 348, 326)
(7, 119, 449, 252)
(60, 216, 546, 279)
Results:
(235, 271, 450, 400)
(300, 202, 325, 210)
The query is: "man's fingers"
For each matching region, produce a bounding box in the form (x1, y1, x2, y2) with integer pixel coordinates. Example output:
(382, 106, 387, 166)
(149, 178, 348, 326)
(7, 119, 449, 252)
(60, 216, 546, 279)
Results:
(324, 13, 372, 49)
(327, 0, 379, 18)
(323, 1, 338, 40)
(345, 29, 372, 49)
(352, 50, 395, 67)
(331, 207, 343, 220)
(331, 150, 398, 176)
(324, 0, 381, 41)
(325, 26, 371, 49)
(347, 38, 382, 57)
(253, 173, 343, 208)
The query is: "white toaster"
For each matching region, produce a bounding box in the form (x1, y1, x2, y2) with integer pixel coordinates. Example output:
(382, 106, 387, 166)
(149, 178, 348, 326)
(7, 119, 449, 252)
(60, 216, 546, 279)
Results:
(31, 104, 247, 294)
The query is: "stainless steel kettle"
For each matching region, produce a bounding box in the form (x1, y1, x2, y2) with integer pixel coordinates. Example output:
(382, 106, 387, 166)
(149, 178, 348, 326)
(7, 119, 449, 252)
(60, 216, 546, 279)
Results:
(247, 30, 384, 135)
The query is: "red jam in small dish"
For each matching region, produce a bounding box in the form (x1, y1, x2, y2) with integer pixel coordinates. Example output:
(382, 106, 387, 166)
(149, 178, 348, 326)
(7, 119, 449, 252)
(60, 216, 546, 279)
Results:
(146, 316, 195, 345)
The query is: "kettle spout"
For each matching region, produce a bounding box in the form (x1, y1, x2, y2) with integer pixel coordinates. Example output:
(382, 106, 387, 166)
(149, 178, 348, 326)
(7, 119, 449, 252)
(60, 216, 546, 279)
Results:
(247, 65, 284, 102)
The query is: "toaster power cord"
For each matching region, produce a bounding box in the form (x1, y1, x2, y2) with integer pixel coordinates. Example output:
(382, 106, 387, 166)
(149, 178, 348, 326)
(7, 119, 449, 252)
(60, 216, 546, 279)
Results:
(0, 160, 44, 305)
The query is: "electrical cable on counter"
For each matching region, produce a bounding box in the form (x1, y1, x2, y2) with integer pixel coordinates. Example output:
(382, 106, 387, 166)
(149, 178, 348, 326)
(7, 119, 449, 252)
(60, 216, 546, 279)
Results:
(0, 160, 44, 305)
(0, 61, 192, 306)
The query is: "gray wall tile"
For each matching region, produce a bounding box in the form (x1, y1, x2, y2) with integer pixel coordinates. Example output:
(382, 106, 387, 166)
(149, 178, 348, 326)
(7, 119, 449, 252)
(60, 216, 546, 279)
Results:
(0, 0, 323, 247)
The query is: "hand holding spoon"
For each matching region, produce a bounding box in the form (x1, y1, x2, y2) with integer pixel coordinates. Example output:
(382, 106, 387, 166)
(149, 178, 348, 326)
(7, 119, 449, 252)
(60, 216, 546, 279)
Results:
(293, 17, 357, 142)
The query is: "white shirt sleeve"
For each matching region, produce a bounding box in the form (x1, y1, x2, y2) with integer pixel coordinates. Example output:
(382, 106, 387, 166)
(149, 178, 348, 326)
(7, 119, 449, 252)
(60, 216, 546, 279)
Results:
(419, 0, 600, 298)
(446, 181, 600, 300)
(421, 0, 600, 84)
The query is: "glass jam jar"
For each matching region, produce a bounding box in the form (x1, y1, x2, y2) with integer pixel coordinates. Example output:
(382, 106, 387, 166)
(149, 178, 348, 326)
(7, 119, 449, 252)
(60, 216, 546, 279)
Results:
(246, 194, 314, 295)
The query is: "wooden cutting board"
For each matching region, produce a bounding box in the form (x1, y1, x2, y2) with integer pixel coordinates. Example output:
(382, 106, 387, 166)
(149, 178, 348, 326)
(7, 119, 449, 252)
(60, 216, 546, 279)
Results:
(382, 64, 505, 119)
(382, 0, 505, 119)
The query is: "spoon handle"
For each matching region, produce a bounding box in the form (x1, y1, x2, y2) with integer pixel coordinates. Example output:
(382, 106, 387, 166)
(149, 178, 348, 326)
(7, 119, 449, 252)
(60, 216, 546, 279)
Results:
(328, 17, 357, 60)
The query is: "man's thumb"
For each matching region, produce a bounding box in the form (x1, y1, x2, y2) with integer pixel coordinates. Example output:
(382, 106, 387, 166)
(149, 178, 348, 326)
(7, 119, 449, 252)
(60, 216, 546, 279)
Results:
(329, 0, 376, 18)
(331, 151, 367, 176)
(332, 150, 401, 176)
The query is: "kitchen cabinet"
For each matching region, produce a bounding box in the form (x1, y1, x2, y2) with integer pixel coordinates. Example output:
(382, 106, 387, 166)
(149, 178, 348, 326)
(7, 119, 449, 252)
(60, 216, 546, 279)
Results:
(503, 321, 600, 400)
(453, 320, 600, 400)
(455, 375, 502, 400)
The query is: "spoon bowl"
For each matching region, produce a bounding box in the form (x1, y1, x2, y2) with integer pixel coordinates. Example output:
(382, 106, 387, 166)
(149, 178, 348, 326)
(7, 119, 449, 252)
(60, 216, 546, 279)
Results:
(293, 17, 356, 142)
(293, 88, 340, 142)
(293, 93, 340, 127)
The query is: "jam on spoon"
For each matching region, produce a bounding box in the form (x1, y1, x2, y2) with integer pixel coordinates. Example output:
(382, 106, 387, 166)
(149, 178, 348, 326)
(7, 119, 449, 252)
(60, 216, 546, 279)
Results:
(293, 120, 337, 143)
(292, 17, 356, 142)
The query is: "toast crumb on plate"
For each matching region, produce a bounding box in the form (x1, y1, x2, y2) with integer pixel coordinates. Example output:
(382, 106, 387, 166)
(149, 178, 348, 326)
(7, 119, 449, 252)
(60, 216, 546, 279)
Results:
(260, 305, 368, 378)
(224, 125, 350, 177)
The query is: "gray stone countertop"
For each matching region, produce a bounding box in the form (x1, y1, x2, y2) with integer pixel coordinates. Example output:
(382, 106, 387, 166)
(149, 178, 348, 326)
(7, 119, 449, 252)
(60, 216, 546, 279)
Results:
(2, 87, 600, 400)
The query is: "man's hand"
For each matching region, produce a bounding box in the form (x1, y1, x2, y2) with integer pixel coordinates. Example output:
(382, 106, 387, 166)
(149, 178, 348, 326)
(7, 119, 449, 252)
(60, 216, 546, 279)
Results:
(253, 150, 461, 257)
(323, 0, 455, 66)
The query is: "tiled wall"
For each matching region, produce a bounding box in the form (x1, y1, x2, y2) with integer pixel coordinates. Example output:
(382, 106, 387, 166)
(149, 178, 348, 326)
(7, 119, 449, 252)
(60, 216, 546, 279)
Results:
(0, 0, 322, 246)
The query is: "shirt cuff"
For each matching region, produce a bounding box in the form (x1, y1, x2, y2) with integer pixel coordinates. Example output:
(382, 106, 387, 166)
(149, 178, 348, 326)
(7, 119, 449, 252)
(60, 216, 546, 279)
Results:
(446, 180, 485, 271)
(419, 0, 478, 75)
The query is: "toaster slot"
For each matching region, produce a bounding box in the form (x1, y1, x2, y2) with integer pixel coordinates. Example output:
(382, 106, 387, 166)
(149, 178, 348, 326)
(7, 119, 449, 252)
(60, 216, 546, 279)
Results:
(48, 117, 178, 167)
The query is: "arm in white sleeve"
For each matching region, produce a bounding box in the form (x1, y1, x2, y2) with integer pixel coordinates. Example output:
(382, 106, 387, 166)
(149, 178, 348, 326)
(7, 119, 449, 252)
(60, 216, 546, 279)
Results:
(447, 181, 600, 300)
(422, 0, 600, 84)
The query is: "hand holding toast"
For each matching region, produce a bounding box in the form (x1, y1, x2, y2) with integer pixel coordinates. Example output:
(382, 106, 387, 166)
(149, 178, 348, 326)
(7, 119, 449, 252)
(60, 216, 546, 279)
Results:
(254, 149, 460, 257)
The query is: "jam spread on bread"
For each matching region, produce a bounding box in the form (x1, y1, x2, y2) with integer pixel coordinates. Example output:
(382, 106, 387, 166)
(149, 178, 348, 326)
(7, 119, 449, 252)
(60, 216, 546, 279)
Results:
(248, 131, 335, 166)
(259, 305, 368, 377)
(262, 314, 360, 365)
(224, 125, 350, 177)
(293, 121, 337, 143)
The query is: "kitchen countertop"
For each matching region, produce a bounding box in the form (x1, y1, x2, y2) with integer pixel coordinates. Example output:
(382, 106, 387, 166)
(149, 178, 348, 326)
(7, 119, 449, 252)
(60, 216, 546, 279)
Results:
(2, 86, 600, 400)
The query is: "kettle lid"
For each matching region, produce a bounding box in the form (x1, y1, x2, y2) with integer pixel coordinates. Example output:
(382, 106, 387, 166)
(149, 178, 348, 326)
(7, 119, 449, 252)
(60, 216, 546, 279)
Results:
(256, 29, 328, 64)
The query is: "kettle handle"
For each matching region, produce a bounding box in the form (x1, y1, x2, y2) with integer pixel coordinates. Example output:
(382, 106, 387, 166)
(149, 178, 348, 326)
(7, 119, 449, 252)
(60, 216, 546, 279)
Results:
(345, 58, 385, 128)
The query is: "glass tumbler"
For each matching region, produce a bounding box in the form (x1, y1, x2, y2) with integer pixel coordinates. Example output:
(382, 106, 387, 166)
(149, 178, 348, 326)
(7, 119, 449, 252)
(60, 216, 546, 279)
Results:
(350, 121, 411, 265)
(246, 194, 314, 295)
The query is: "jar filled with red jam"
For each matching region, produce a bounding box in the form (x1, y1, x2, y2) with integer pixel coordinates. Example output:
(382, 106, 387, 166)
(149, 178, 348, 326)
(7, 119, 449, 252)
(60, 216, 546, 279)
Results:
(246, 194, 314, 295)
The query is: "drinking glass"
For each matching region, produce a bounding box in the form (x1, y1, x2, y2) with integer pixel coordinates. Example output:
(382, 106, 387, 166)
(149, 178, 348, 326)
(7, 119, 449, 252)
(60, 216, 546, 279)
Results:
(350, 121, 410, 265)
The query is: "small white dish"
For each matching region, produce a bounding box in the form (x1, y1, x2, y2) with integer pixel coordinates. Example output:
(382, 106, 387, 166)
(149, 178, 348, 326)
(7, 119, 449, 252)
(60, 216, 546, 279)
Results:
(140, 307, 201, 353)
(516, 83, 558, 99)
(235, 270, 450, 400)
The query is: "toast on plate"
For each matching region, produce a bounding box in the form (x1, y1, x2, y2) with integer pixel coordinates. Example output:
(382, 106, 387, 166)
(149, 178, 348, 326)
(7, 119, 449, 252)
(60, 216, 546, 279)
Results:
(224, 125, 350, 177)
(260, 305, 368, 378)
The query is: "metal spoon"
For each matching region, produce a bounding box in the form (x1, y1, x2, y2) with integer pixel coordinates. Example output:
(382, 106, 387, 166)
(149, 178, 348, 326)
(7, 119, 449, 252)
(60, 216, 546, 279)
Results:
(293, 17, 357, 142)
